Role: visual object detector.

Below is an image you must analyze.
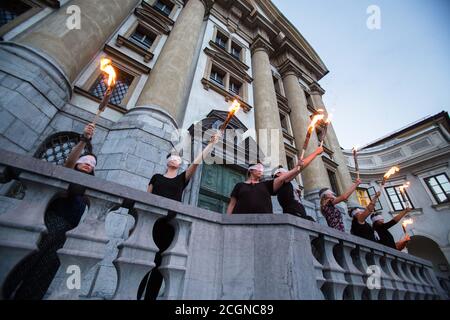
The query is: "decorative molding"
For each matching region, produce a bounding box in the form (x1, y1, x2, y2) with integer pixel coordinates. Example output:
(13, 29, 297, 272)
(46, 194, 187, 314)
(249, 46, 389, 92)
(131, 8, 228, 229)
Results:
(104, 44, 151, 74)
(208, 41, 250, 71)
(322, 155, 339, 169)
(250, 35, 274, 56)
(309, 82, 326, 95)
(276, 93, 290, 113)
(116, 35, 154, 63)
(201, 78, 252, 113)
(204, 47, 252, 82)
(140, 0, 175, 28)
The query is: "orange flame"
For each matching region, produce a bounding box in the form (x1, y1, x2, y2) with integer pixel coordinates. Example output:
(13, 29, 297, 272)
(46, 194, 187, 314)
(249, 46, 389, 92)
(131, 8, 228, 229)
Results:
(309, 113, 325, 131)
(402, 218, 413, 228)
(100, 58, 117, 87)
(230, 99, 241, 114)
(383, 166, 400, 179)
(399, 181, 410, 194)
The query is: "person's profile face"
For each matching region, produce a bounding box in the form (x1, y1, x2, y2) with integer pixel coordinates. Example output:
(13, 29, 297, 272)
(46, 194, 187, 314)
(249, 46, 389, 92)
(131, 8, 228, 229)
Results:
(76, 162, 93, 174)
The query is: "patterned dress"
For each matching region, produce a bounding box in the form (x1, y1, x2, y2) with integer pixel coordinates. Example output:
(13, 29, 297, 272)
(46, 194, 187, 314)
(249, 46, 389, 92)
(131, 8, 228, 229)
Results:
(321, 199, 345, 232)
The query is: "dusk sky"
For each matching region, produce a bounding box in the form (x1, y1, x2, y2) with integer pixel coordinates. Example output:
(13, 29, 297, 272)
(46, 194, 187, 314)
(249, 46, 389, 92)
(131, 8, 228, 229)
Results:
(272, 0, 450, 149)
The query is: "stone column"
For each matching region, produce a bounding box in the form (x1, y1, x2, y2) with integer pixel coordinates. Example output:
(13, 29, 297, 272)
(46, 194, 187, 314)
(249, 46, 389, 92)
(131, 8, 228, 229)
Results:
(136, 0, 210, 125)
(251, 37, 287, 169)
(0, 0, 140, 153)
(282, 71, 330, 195)
(309, 85, 358, 204)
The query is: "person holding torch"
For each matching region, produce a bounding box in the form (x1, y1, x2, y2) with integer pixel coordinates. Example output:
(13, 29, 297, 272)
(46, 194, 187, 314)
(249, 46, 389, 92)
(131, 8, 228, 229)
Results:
(348, 191, 381, 241)
(371, 207, 412, 251)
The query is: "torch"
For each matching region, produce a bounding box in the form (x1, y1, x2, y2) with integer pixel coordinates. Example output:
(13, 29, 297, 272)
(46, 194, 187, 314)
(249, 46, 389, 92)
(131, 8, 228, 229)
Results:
(300, 110, 325, 160)
(352, 146, 360, 180)
(402, 218, 413, 235)
(381, 166, 400, 187)
(399, 181, 411, 208)
(318, 116, 332, 148)
(92, 58, 117, 125)
(219, 100, 241, 132)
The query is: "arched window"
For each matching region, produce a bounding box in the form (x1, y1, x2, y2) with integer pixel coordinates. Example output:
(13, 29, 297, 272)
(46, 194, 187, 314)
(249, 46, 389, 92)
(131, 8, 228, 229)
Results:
(34, 131, 92, 165)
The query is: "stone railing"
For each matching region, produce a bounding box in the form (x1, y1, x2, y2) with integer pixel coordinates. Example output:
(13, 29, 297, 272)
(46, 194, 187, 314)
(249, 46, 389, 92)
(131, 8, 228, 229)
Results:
(0, 149, 447, 300)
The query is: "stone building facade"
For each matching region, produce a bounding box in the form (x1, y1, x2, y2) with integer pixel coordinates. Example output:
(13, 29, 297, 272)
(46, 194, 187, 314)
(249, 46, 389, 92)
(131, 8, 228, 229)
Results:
(0, 0, 448, 300)
(343, 112, 450, 289)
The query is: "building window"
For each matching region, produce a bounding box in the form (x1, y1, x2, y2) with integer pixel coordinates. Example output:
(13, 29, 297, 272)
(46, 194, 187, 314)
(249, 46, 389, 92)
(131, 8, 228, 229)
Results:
(279, 113, 289, 133)
(327, 169, 339, 194)
(209, 66, 225, 87)
(34, 132, 92, 166)
(327, 169, 340, 195)
(273, 76, 283, 95)
(153, 0, 173, 17)
(229, 78, 242, 96)
(0, 1, 31, 27)
(286, 155, 295, 171)
(130, 25, 156, 49)
(385, 185, 414, 211)
(425, 173, 450, 204)
(215, 31, 228, 50)
(357, 187, 383, 211)
(231, 43, 241, 60)
(90, 70, 134, 106)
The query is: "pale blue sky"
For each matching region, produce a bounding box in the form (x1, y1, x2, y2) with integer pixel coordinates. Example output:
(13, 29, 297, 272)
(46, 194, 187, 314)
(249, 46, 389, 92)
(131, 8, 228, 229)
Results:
(272, 0, 450, 149)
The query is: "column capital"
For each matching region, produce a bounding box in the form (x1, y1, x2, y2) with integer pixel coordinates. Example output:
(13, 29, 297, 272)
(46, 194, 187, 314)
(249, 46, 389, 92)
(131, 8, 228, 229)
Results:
(186, 0, 214, 15)
(278, 60, 302, 79)
(250, 35, 274, 56)
(309, 82, 326, 95)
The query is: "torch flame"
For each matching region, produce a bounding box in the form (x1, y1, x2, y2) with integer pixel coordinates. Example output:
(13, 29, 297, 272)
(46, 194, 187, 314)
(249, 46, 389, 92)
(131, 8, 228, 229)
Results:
(352, 146, 358, 152)
(309, 113, 325, 131)
(100, 58, 117, 87)
(383, 166, 400, 179)
(399, 181, 410, 193)
(402, 218, 413, 228)
(230, 99, 241, 113)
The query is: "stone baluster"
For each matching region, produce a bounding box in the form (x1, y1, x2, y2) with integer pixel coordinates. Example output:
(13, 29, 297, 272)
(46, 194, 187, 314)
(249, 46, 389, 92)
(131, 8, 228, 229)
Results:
(383, 253, 407, 300)
(352, 246, 378, 300)
(45, 190, 124, 299)
(314, 236, 347, 300)
(79, 207, 136, 300)
(114, 202, 161, 300)
(0, 171, 68, 297)
(308, 232, 326, 299)
(405, 261, 426, 299)
(415, 264, 437, 299)
(335, 241, 365, 300)
(373, 250, 396, 300)
(159, 216, 192, 299)
(395, 258, 416, 299)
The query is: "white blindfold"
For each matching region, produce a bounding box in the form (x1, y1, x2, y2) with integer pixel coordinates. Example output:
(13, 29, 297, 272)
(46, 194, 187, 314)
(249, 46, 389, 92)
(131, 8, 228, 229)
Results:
(167, 155, 182, 165)
(248, 164, 264, 172)
(76, 155, 97, 168)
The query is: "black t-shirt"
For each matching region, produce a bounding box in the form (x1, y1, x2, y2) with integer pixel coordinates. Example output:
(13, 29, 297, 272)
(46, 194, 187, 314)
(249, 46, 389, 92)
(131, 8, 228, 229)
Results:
(149, 172, 189, 202)
(351, 217, 376, 242)
(373, 219, 397, 249)
(230, 180, 275, 214)
(277, 182, 306, 216)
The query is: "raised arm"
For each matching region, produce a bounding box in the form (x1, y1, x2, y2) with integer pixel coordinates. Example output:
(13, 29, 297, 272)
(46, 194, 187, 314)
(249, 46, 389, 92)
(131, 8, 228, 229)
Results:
(392, 207, 412, 223)
(273, 147, 324, 192)
(356, 191, 381, 224)
(227, 197, 237, 215)
(185, 132, 221, 181)
(301, 146, 324, 171)
(333, 178, 362, 205)
(65, 123, 95, 169)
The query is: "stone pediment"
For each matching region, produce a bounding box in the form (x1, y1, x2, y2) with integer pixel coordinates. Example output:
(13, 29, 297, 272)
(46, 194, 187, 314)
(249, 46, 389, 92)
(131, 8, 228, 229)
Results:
(204, 47, 252, 83)
(135, 1, 174, 35)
